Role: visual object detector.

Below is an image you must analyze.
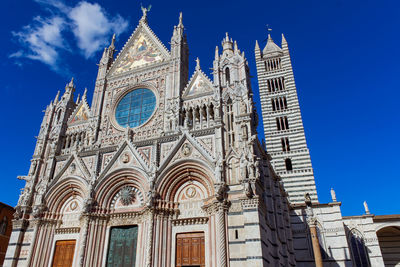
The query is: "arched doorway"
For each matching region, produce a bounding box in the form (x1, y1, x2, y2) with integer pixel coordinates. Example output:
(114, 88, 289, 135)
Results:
(377, 226, 400, 266)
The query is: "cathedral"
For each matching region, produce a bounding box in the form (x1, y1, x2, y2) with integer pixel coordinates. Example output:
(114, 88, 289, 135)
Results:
(4, 9, 400, 267)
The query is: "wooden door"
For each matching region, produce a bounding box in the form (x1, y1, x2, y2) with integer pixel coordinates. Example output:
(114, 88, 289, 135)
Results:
(176, 232, 205, 267)
(52, 240, 76, 267)
(106, 225, 138, 267)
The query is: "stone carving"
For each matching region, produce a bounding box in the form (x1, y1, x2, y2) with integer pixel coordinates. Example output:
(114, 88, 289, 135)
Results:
(181, 143, 192, 157)
(185, 187, 196, 198)
(121, 152, 130, 164)
(119, 186, 135, 206)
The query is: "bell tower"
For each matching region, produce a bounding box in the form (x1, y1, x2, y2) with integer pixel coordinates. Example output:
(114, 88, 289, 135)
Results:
(255, 34, 318, 203)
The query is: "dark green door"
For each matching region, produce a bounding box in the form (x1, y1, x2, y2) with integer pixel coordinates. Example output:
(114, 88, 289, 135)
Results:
(106, 225, 138, 267)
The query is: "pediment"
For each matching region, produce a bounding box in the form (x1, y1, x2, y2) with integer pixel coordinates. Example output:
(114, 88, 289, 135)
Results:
(52, 154, 92, 184)
(98, 141, 151, 180)
(158, 131, 215, 174)
(183, 70, 214, 98)
(108, 22, 170, 76)
(69, 103, 90, 125)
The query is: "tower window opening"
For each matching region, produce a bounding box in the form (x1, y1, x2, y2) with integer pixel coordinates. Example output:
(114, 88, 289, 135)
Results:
(281, 137, 290, 152)
(271, 99, 276, 111)
(276, 116, 289, 131)
(226, 99, 235, 148)
(285, 158, 293, 171)
(225, 68, 231, 85)
(235, 230, 239, 239)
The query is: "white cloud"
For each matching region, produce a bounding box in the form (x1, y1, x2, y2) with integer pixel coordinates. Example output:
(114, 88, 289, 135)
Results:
(10, 1, 128, 72)
(68, 1, 128, 58)
(11, 16, 67, 71)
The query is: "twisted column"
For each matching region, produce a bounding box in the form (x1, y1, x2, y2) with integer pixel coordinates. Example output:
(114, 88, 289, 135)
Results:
(216, 202, 228, 267)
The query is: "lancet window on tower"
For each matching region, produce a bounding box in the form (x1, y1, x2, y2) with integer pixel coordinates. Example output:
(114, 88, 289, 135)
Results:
(267, 77, 285, 92)
(264, 58, 281, 72)
(225, 67, 231, 85)
(276, 116, 289, 131)
(225, 98, 235, 147)
(285, 158, 293, 171)
(281, 137, 290, 152)
(271, 97, 288, 111)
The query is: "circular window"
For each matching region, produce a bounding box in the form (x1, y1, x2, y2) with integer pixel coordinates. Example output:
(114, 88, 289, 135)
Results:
(115, 88, 156, 128)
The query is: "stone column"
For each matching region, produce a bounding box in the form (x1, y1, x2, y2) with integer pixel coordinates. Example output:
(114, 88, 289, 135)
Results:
(145, 210, 154, 267)
(78, 215, 90, 267)
(25, 219, 41, 267)
(309, 220, 323, 267)
(216, 201, 229, 267)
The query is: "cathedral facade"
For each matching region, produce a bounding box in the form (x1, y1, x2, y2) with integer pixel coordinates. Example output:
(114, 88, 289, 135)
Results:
(4, 10, 400, 267)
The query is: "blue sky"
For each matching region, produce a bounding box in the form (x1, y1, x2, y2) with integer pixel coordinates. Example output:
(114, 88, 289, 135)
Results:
(1, 0, 399, 216)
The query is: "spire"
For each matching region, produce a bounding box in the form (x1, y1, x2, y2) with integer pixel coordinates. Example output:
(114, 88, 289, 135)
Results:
(234, 40, 238, 54)
(82, 88, 88, 100)
(66, 77, 75, 90)
(255, 40, 260, 50)
(110, 33, 116, 50)
(222, 32, 233, 53)
(75, 93, 80, 104)
(178, 12, 183, 27)
(281, 33, 288, 51)
(215, 46, 219, 60)
(54, 90, 60, 104)
(262, 34, 282, 55)
(281, 33, 287, 45)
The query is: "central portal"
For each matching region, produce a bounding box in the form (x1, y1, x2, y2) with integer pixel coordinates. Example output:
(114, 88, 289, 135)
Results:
(106, 225, 138, 267)
(176, 232, 205, 267)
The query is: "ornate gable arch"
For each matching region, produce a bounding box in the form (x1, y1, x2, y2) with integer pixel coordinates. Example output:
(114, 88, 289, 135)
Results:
(156, 160, 215, 202)
(95, 168, 150, 210)
(45, 176, 88, 214)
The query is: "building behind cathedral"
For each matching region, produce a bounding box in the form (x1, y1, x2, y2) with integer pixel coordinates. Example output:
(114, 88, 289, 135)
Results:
(4, 10, 400, 267)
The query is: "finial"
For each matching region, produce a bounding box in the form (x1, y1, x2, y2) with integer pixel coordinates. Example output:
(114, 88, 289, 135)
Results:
(75, 93, 80, 104)
(195, 57, 200, 70)
(281, 33, 287, 44)
(140, 4, 152, 22)
(363, 201, 370, 215)
(225, 32, 229, 41)
(255, 40, 260, 50)
(215, 46, 219, 59)
(234, 40, 238, 53)
(330, 188, 337, 202)
(83, 88, 88, 99)
(67, 77, 75, 88)
(110, 33, 116, 48)
(54, 90, 60, 103)
(179, 12, 183, 26)
(266, 24, 272, 35)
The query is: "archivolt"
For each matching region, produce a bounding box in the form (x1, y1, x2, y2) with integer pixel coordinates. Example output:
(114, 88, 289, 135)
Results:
(45, 176, 88, 214)
(156, 160, 215, 202)
(95, 168, 150, 210)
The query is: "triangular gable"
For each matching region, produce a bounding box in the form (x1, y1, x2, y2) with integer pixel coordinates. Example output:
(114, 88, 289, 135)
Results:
(108, 22, 170, 76)
(182, 69, 214, 98)
(158, 130, 215, 174)
(98, 140, 151, 180)
(69, 100, 91, 125)
(51, 154, 92, 186)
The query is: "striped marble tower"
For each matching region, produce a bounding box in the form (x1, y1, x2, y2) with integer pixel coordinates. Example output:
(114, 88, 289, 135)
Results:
(255, 34, 318, 203)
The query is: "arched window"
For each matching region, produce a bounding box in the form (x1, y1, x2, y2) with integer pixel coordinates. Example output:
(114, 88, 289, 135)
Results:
(349, 229, 370, 267)
(285, 158, 292, 171)
(225, 68, 230, 85)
